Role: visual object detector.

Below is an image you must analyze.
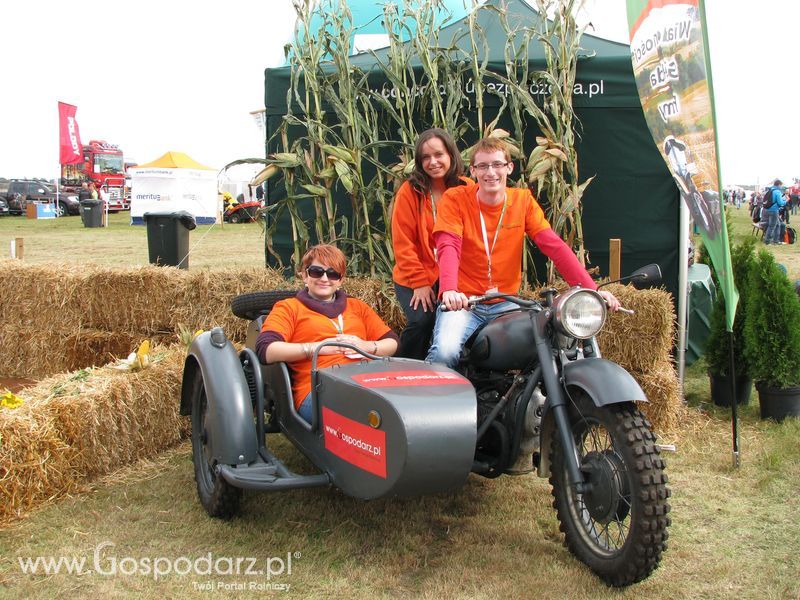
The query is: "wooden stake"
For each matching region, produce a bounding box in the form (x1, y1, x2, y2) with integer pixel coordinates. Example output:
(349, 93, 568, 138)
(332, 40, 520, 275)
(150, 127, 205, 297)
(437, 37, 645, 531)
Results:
(14, 237, 24, 260)
(609, 238, 621, 281)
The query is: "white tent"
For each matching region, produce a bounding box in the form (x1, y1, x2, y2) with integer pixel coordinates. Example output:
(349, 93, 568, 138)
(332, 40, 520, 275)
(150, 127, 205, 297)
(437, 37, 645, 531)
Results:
(129, 151, 217, 225)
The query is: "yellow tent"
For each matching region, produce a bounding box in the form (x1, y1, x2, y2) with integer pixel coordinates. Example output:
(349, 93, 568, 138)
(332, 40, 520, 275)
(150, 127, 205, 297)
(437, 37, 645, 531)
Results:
(135, 151, 215, 170)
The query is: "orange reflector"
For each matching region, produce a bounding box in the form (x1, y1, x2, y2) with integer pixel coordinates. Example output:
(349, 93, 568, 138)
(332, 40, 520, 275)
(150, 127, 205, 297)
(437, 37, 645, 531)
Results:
(368, 410, 381, 428)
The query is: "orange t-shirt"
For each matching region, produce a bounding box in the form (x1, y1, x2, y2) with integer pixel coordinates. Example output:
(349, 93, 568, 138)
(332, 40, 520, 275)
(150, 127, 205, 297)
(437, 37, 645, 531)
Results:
(261, 297, 394, 407)
(391, 181, 438, 289)
(433, 182, 551, 297)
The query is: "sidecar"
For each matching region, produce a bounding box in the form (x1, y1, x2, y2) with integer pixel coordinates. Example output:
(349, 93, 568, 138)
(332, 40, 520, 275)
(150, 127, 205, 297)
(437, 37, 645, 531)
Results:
(179, 294, 477, 517)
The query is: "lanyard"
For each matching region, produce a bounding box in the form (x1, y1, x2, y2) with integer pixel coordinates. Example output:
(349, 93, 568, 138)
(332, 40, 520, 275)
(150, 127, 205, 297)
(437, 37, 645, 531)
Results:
(477, 194, 507, 287)
(330, 314, 344, 334)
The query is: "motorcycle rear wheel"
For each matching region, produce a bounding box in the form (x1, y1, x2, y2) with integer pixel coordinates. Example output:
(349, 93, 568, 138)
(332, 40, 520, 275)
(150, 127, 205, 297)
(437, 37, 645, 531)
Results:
(549, 391, 670, 587)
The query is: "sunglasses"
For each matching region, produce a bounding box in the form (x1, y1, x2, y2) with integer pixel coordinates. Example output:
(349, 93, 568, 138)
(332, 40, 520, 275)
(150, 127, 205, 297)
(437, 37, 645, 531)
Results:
(306, 266, 342, 281)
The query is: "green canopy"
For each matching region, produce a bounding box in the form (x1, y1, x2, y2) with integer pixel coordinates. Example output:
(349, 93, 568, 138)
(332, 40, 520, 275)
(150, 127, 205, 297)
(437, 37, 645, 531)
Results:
(263, 0, 679, 298)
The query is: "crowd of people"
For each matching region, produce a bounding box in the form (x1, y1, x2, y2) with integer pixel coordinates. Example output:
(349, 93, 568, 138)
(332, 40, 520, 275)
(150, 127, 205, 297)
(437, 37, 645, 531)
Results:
(255, 129, 620, 420)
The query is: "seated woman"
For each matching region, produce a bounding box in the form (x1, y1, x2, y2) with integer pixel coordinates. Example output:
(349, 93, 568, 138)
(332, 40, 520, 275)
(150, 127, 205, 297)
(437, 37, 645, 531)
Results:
(256, 244, 399, 422)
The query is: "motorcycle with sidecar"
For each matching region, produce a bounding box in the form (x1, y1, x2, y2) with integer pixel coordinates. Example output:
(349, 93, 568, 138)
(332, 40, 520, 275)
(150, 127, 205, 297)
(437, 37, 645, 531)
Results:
(179, 264, 670, 587)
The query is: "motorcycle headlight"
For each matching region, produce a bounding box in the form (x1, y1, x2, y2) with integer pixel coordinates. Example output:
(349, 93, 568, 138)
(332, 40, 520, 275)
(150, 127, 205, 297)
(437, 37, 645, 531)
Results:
(552, 288, 606, 339)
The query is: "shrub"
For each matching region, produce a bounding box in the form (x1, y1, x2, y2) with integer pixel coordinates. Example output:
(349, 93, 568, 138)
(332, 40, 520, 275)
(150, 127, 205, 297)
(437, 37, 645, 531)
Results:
(742, 248, 800, 388)
(704, 239, 756, 378)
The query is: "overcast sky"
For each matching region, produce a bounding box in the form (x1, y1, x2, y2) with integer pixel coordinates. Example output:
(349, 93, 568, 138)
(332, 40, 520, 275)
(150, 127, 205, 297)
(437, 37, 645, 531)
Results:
(1, 0, 796, 187)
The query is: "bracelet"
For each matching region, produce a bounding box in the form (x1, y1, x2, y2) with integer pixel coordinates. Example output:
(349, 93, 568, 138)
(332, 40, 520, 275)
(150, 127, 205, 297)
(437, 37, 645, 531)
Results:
(372, 341, 379, 355)
(302, 343, 312, 359)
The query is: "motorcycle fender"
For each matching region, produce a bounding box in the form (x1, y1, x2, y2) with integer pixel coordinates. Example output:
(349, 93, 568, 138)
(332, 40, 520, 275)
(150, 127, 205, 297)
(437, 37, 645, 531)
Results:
(537, 358, 646, 478)
(180, 330, 258, 466)
(562, 358, 647, 406)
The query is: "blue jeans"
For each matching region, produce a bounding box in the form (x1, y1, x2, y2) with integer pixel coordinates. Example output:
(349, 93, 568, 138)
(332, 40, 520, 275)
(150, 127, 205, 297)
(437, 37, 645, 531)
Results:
(426, 301, 518, 368)
(297, 393, 312, 422)
(765, 210, 781, 244)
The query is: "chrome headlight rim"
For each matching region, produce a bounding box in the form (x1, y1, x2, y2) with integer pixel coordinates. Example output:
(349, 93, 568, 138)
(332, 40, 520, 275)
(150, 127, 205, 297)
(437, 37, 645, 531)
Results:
(551, 288, 607, 340)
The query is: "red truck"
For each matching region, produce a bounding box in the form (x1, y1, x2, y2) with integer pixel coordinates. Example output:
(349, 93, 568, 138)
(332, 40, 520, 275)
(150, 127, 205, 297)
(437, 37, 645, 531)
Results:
(60, 139, 130, 211)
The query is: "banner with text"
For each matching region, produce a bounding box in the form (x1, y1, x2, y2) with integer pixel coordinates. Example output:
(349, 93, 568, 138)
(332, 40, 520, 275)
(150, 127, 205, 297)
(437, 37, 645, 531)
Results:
(57, 102, 83, 165)
(627, 0, 737, 330)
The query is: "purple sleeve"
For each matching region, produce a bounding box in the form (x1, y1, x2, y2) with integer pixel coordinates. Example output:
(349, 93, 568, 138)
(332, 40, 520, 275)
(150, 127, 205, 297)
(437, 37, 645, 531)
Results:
(255, 330, 285, 364)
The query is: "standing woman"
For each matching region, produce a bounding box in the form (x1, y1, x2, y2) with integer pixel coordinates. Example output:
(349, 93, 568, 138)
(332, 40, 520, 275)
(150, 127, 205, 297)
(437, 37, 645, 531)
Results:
(391, 128, 467, 359)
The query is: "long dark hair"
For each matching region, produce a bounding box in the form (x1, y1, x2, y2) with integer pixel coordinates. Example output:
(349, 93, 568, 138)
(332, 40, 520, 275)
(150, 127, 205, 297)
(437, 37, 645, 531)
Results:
(407, 128, 465, 195)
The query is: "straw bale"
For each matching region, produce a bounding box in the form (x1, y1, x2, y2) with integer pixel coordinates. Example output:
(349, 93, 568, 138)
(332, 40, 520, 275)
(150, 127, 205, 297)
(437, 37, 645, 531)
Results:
(0, 325, 172, 378)
(73, 266, 184, 334)
(597, 284, 676, 374)
(174, 267, 295, 342)
(632, 361, 688, 434)
(0, 345, 187, 522)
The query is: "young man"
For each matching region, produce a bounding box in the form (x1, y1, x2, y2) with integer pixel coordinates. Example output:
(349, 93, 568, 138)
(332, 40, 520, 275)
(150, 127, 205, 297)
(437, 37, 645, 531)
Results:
(426, 137, 620, 367)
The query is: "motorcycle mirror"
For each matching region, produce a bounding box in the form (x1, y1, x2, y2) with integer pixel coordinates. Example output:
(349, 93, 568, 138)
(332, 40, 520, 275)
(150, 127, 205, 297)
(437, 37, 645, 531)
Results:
(599, 263, 662, 289)
(629, 264, 662, 289)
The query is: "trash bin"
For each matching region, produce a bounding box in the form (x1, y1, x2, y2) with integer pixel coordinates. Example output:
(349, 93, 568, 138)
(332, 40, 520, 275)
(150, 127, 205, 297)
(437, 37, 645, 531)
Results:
(80, 200, 103, 228)
(143, 211, 196, 269)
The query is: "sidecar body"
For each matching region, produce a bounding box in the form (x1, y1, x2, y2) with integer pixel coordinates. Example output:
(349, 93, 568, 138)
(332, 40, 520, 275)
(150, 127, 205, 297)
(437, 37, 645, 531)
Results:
(180, 326, 477, 503)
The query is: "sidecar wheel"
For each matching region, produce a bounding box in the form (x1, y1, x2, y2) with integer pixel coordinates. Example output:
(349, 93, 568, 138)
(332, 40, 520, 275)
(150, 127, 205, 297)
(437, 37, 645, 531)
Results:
(190, 371, 242, 519)
(549, 392, 671, 587)
(230, 290, 297, 321)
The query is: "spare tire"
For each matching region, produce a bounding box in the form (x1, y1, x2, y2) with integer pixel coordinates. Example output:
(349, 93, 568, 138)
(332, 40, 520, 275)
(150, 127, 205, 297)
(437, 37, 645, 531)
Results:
(230, 290, 297, 321)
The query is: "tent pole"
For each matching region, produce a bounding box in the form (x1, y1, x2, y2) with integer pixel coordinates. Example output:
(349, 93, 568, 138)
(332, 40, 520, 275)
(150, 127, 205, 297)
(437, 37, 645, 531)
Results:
(677, 200, 689, 392)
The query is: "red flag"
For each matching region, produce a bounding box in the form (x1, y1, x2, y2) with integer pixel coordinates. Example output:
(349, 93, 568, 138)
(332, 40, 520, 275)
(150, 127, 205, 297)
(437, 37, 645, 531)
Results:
(58, 102, 83, 165)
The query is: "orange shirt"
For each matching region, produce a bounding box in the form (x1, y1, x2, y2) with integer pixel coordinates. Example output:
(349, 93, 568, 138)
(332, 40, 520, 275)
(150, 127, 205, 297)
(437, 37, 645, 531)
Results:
(433, 182, 551, 297)
(391, 180, 438, 289)
(261, 297, 394, 407)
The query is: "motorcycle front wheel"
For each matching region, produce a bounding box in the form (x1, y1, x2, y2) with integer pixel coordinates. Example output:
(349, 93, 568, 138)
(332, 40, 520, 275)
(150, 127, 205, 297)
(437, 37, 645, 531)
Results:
(549, 391, 671, 587)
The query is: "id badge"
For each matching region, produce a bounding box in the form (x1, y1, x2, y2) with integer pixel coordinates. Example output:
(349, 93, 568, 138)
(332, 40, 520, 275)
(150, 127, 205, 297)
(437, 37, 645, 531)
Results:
(485, 286, 498, 294)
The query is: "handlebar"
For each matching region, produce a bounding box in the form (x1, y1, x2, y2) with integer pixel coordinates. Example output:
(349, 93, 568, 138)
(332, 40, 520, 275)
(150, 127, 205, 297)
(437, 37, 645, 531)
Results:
(309, 340, 380, 371)
(441, 291, 635, 315)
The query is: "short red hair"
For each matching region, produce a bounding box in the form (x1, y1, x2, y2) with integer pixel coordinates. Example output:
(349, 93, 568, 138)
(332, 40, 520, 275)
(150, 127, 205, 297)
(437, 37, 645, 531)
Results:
(300, 244, 346, 276)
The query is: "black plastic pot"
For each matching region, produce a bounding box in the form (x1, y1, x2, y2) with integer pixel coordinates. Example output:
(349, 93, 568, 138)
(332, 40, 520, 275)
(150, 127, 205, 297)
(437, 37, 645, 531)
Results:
(755, 382, 800, 422)
(708, 373, 752, 407)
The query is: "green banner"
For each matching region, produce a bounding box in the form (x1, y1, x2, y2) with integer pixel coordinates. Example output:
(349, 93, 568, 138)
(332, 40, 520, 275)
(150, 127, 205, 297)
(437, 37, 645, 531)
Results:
(626, 0, 738, 331)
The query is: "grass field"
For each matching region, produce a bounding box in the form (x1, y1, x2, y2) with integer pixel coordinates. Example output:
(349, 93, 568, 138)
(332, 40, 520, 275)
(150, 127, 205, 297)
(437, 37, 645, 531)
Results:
(0, 211, 268, 270)
(0, 207, 799, 598)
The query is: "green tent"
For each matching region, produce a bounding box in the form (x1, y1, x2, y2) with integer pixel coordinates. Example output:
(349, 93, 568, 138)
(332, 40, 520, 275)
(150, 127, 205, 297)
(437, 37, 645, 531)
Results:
(263, 0, 679, 298)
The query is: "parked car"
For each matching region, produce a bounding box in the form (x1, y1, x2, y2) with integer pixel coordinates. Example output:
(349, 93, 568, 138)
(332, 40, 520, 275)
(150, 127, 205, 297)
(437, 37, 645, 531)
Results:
(3, 179, 80, 216)
(0, 197, 9, 216)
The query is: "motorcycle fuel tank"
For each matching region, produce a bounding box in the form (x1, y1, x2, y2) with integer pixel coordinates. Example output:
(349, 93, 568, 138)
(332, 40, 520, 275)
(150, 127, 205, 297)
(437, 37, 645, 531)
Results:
(466, 310, 538, 371)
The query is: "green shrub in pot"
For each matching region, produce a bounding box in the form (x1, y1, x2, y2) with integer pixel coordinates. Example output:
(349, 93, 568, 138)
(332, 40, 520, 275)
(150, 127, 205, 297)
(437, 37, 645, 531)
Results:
(742, 248, 800, 420)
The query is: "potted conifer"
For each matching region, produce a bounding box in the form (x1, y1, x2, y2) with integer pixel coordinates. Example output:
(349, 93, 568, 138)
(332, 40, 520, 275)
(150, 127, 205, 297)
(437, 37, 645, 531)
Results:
(742, 248, 800, 421)
(705, 239, 756, 406)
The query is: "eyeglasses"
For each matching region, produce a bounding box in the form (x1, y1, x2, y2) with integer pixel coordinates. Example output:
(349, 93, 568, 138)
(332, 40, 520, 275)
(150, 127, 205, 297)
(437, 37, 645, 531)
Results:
(306, 266, 342, 281)
(472, 161, 509, 172)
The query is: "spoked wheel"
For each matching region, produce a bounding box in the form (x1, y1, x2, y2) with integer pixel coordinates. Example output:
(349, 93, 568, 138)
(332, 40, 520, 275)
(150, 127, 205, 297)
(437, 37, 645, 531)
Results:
(549, 391, 671, 587)
(190, 370, 242, 518)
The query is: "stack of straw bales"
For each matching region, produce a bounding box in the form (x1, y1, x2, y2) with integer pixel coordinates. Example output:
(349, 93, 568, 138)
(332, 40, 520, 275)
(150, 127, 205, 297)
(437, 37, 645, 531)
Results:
(0, 345, 187, 522)
(0, 262, 682, 521)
